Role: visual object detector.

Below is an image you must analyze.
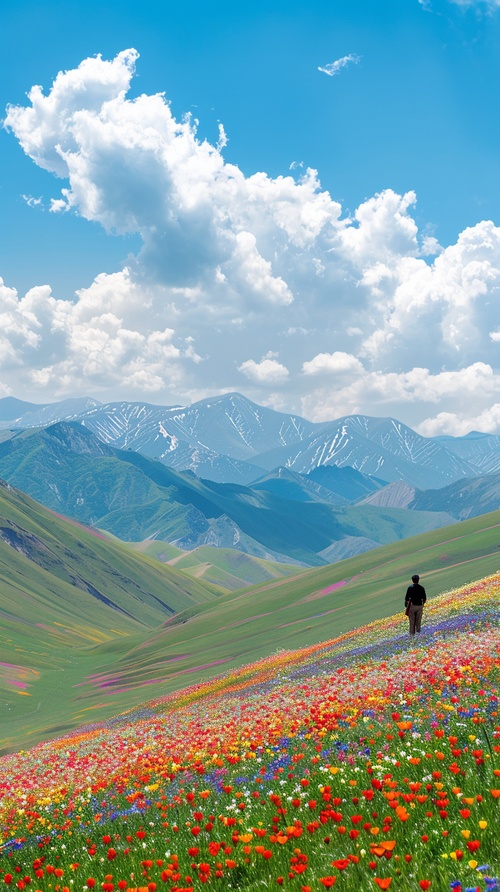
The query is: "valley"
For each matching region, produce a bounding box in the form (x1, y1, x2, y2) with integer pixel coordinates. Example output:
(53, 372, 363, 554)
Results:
(1, 467, 499, 753)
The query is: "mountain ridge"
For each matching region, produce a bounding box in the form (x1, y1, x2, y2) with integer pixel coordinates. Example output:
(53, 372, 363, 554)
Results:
(2, 392, 498, 488)
(0, 421, 456, 566)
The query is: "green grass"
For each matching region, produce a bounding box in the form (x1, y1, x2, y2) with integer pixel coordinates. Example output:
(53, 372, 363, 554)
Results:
(40, 508, 500, 748)
(168, 545, 301, 589)
(125, 542, 301, 591)
(2, 478, 500, 753)
(128, 539, 186, 562)
(0, 481, 218, 752)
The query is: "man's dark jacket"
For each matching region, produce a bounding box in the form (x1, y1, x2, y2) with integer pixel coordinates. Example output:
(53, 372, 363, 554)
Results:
(405, 582, 426, 607)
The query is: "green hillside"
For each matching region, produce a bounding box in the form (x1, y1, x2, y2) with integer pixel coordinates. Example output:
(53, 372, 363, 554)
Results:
(126, 539, 301, 590)
(0, 480, 218, 752)
(79, 508, 500, 701)
(167, 545, 302, 589)
(7, 506, 497, 753)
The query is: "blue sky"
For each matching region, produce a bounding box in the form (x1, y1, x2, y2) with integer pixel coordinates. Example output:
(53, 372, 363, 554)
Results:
(1, 0, 500, 434)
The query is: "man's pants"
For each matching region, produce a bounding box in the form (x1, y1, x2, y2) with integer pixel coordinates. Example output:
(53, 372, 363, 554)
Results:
(408, 603, 423, 635)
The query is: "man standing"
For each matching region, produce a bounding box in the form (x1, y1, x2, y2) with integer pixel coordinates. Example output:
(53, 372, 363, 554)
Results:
(405, 573, 426, 635)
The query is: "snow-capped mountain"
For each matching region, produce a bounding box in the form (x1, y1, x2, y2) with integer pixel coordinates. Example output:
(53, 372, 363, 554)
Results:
(0, 393, 498, 491)
(0, 397, 102, 428)
(75, 393, 318, 458)
(253, 414, 479, 489)
(434, 430, 500, 475)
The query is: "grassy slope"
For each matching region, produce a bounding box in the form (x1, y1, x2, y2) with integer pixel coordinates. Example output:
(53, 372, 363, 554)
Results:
(3, 482, 499, 753)
(124, 541, 301, 591)
(166, 546, 302, 589)
(51, 509, 500, 745)
(0, 482, 218, 751)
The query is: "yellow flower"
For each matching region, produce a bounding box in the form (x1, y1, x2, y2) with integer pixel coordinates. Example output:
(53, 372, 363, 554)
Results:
(478, 820, 487, 829)
(468, 860, 478, 869)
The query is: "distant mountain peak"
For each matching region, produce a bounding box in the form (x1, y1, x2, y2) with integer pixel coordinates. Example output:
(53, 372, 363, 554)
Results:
(2, 393, 500, 490)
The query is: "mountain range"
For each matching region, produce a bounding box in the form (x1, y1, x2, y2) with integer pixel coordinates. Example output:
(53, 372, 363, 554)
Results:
(0, 422, 456, 566)
(2, 392, 500, 489)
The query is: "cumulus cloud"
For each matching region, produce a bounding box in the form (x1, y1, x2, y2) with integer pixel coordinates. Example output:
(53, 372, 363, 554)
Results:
(417, 405, 500, 436)
(3, 49, 500, 433)
(300, 363, 500, 426)
(302, 351, 364, 377)
(238, 358, 289, 385)
(0, 272, 198, 395)
(318, 54, 361, 77)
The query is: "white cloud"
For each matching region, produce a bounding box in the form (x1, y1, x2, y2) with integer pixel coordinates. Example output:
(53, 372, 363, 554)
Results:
(359, 219, 500, 368)
(0, 272, 197, 396)
(318, 54, 361, 77)
(341, 190, 420, 264)
(22, 194, 43, 209)
(449, 0, 500, 6)
(300, 363, 500, 426)
(230, 231, 293, 305)
(3, 49, 500, 433)
(417, 405, 500, 436)
(302, 351, 364, 377)
(420, 235, 443, 256)
(238, 358, 289, 385)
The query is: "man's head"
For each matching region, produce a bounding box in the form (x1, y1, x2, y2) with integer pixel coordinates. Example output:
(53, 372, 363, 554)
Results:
(412, 574, 420, 583)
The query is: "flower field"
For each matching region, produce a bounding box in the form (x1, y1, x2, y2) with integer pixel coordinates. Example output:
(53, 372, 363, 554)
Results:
(1, 574, 500, 892)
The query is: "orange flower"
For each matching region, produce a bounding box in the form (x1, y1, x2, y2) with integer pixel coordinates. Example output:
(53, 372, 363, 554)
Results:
(370, 840, 396, 857)
(374, 880, 392, 889)
(395, 806, 409, 821)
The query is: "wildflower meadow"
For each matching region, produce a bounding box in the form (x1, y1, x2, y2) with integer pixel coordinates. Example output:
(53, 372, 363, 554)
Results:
(1, 574, 499, 892)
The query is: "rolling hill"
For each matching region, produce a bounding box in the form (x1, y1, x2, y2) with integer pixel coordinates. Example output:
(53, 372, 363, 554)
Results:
(3, 493, 500, 752)
(165, 545, 302, 590)
(0, 479, 218, 752)
(2, 573, 499, 892)
(128, 539, 302, 590)
(73, 507, 500, 715)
